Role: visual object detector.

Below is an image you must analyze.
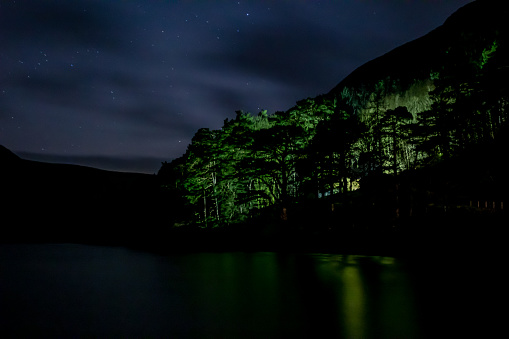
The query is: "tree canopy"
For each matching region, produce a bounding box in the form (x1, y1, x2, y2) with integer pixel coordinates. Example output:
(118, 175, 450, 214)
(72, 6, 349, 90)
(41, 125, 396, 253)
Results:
(159, 20, 509, 228)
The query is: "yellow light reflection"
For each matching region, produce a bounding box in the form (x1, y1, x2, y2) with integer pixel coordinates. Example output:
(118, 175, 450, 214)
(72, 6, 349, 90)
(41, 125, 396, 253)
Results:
(341, 263, 366, 338)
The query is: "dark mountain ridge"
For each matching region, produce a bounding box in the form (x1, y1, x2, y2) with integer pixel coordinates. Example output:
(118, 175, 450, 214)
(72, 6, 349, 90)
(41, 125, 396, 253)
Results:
(0, 145, 21, 162)
(1, 146, 169, 244)
(1, 145, 158, 194)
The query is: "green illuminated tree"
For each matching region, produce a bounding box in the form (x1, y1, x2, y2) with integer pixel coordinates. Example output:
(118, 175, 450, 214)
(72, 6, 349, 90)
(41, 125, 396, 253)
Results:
(182, 128, 221, 226)
(306, 101, 360, 196)
(218, 110, 270, 222)
(425, 37, 503, 162)
(244, 120, 307, 205)
(380, 106, 414, 175)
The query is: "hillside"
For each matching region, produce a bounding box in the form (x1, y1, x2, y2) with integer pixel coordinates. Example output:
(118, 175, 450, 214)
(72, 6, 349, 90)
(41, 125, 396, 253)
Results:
(328, 0, 509, 116)
(1, 146, 170, 244)
(0, 145, 21, 162)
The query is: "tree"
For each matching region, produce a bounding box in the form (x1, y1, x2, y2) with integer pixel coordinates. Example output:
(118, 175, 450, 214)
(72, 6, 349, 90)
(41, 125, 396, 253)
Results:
(182, 128, 221, 226)
(307, 100, 360, 196)
(425, 37, 502, 161)
(246, 120, 307, 206)
(380, 106, 414, 175)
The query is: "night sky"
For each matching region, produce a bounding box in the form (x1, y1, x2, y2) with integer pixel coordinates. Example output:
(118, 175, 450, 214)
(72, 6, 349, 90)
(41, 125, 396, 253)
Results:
(1, 0, 472, 174)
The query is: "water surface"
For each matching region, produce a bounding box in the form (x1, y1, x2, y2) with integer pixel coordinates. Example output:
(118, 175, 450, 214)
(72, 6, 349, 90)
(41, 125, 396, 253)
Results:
(0, 244, 496, 337)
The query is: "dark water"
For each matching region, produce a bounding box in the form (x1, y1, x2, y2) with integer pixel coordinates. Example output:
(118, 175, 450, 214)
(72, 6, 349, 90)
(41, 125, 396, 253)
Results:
(0, 244, 498, 338)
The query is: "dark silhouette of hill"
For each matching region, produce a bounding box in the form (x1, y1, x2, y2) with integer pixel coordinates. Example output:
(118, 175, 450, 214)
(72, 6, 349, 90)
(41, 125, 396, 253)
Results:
(0, 145, 21, 162)
(1, 146, 170, 245)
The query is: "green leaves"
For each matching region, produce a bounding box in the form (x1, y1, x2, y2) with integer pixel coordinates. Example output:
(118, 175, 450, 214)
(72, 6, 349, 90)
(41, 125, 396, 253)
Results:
(161, 31, 509, 228)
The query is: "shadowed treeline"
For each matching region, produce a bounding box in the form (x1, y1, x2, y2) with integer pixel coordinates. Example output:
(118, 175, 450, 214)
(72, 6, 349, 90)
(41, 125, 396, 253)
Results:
(1, 142, 507, 256)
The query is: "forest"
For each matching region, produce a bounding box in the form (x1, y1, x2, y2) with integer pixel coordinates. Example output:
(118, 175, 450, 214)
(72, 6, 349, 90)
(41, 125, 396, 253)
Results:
(158, 0, 509, 233)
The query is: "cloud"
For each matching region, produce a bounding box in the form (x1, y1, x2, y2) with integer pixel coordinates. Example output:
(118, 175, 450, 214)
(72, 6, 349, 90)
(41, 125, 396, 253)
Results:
(0, 0, 124, 48)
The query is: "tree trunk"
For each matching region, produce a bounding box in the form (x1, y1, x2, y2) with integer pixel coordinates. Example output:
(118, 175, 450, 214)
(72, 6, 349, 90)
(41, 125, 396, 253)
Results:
(203, 191, 207, 227)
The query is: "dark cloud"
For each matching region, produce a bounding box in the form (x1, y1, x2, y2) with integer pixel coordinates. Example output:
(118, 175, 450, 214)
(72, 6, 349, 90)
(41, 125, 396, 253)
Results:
(0, 0, 122, 48)
(220, 24, 338, 87)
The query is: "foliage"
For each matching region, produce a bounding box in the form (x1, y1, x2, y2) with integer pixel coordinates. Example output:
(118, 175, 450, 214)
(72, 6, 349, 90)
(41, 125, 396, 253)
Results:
(159, 15, 509, 228)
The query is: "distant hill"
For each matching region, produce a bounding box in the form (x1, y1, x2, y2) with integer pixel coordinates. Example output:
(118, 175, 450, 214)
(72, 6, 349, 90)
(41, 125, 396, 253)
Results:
(1, 145, 170, 244)
(0, 145, 21, 163)
(1, 145, 158, 192)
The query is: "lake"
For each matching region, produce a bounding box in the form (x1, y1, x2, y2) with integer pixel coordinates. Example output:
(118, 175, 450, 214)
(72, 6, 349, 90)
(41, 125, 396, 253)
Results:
(0, 243, 498, 338)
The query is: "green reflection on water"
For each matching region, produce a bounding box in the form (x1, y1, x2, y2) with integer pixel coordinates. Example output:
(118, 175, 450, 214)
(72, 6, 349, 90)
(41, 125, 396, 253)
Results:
(180, 252, 303, 337)
(342, 263, 366, 338)
(176, 252, 420, 338)
(310, 254, 418, 338)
